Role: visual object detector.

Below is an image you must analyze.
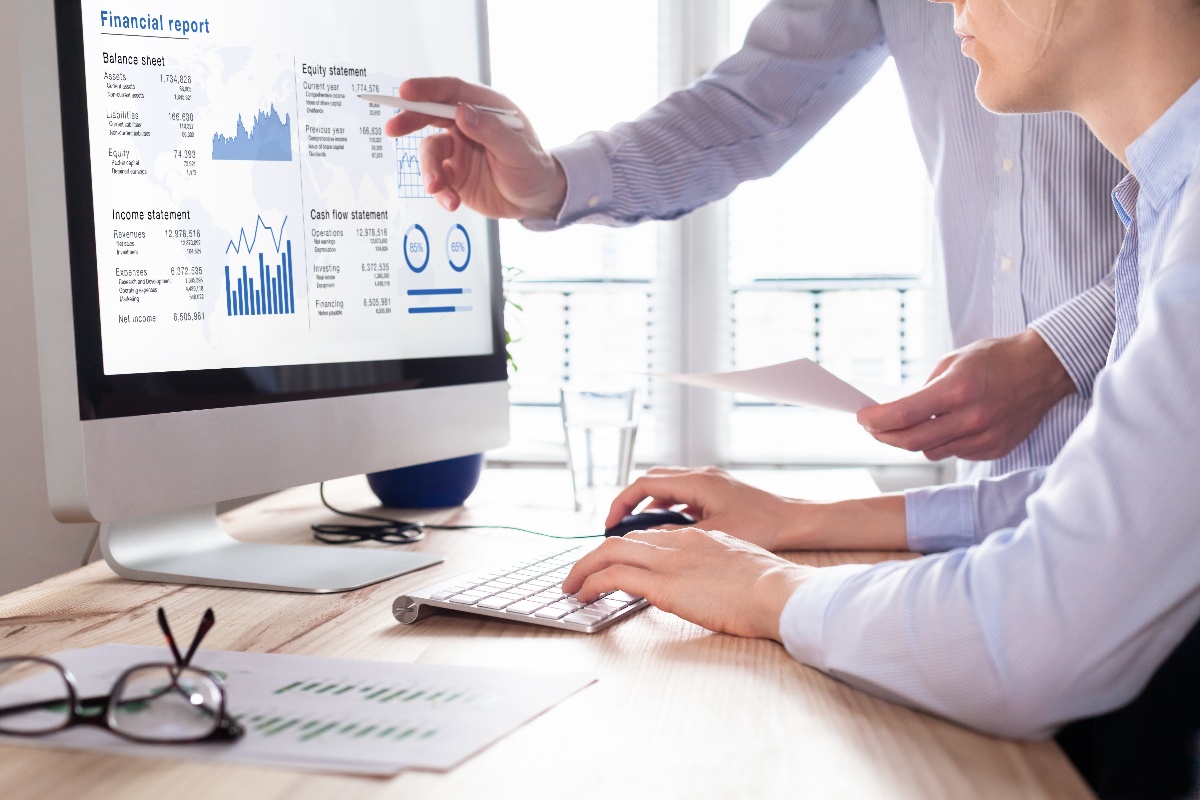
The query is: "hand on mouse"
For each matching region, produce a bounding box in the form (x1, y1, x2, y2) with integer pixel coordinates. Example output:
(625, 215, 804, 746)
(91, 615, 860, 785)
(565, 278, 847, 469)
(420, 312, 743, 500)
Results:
(606, 466, 909, 553)
(605, 466, 810, 551)
(383, 77, 567, 219)
(561, 528, 815, 641)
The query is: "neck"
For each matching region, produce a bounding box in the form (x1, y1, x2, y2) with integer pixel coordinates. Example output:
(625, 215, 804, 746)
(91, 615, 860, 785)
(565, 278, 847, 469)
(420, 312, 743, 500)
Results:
(1065, 5, 1200, 170)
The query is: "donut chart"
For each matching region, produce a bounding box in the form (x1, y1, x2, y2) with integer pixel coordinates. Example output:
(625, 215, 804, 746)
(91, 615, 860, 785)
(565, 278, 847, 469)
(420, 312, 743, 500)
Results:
(446, 223, 471, 272)
(404, 224, 430, 273)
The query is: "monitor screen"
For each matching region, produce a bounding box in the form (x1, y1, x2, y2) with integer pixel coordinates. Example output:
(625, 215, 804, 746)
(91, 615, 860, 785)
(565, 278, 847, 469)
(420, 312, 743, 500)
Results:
(57, 0, 505, 419)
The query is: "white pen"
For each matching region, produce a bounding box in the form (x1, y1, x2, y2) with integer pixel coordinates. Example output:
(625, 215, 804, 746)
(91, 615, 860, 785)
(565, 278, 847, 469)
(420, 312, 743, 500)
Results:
(358, 93, 525, 131)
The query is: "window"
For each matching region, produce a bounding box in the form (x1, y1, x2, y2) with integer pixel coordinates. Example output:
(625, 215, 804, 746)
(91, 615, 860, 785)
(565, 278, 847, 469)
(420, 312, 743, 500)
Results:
(488, 1, 947, 478)
(488, 0, 662, 463)
(723, 0, 944, 467)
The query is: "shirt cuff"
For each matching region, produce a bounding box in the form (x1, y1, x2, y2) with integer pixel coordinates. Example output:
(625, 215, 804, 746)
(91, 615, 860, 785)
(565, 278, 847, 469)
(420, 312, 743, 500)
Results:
(1028, 282, 1117, 399)
(520, 137, 614, 232)
(779, 563, 873, 670)
(904, 483, 976, 553)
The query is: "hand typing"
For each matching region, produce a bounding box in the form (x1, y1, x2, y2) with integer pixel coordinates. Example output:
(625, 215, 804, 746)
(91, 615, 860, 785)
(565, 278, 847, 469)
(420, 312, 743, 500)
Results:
(562, 528, 814, 641)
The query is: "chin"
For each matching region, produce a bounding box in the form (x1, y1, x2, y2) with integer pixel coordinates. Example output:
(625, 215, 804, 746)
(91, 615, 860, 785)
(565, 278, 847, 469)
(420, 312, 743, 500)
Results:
(974, 78, 1054, 115)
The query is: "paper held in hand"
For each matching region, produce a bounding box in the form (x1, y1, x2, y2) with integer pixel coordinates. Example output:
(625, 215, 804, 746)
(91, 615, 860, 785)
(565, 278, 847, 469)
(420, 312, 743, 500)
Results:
(653, 358, 880, 414)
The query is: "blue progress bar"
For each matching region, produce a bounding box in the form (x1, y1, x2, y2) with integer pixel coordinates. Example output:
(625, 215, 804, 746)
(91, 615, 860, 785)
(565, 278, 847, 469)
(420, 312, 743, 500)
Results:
(407, 288, 464, 296)
(408, 306, 473, 314)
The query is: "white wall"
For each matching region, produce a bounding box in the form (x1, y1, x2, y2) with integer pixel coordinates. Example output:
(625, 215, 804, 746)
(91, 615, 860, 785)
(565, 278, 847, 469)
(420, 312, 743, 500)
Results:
(0, 2, 98, 595)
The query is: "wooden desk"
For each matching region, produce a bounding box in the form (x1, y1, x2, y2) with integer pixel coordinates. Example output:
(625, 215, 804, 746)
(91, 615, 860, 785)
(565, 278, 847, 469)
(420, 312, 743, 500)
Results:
(0, 469, 1091, 799)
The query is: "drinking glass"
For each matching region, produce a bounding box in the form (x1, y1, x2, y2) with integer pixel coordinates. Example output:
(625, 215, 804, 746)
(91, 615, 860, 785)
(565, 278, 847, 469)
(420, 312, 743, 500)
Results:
(559, 386, 639, 513)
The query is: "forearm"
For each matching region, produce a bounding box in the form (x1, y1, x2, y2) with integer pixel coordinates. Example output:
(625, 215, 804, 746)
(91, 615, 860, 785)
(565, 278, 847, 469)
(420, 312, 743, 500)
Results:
(1028, 279, 1117, 399)
(529, 0, 888, 229)
(781, 267, 1200, 740)
(771, 494, 908, 552)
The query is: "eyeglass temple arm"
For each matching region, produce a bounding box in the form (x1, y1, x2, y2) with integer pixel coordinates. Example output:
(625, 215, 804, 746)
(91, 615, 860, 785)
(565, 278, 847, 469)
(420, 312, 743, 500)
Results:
(182, 609, 216, 667)
(156, 607, 186, 666)
(157, 607, 215, 668)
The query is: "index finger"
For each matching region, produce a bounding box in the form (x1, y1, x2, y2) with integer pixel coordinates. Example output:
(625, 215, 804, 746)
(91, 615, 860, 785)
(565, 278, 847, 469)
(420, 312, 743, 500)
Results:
(562, 536, 663, 594)
(400, 77, 518, 111)
(605, 473, 707, 528)
(383, 78, 521, 138)
(383, 111, 452, 138)
(857, 381, 951, 433)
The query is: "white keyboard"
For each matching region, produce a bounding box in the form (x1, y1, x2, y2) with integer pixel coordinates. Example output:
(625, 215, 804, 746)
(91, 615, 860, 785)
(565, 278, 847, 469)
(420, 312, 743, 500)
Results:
(392, 545, 648, 633)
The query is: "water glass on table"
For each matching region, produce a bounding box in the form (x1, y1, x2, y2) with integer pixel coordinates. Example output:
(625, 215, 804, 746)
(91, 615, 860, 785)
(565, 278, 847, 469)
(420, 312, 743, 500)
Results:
(559, 386, 639, 513)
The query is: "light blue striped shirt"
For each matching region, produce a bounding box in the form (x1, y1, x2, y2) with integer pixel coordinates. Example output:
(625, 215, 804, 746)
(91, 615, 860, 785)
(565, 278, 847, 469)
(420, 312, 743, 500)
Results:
(781, 78, 1200, 739)
(529, 0, 1125, 482)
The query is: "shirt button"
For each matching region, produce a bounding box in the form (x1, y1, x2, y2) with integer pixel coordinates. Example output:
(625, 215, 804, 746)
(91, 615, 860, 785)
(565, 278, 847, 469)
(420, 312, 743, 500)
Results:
(1002, 157, 1014, 173)
(587, 196, 600, 208)
(1000, 256, 1014, 272)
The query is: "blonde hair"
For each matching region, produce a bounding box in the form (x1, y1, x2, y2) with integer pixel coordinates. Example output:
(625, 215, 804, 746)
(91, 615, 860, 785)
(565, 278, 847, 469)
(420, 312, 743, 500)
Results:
(1002, 0, 1070, 59)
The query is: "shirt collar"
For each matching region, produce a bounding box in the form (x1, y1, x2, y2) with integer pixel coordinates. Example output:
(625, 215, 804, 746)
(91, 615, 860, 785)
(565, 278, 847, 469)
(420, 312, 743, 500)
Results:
(1111, 173, 1139, 228)
(1126, 77, 1200, 211)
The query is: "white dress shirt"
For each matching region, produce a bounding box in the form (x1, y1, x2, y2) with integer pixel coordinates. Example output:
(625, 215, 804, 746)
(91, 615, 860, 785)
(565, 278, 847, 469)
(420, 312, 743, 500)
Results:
(780, 78, 1200, 740)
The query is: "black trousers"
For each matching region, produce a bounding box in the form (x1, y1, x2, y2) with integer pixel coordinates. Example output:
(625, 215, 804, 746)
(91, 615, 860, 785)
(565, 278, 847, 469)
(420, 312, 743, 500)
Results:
(1056, 618, 1200, 800)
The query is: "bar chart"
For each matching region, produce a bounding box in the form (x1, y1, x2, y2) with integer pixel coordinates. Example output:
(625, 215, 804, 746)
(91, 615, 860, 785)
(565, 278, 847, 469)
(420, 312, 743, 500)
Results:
(224, 216, 296, 316)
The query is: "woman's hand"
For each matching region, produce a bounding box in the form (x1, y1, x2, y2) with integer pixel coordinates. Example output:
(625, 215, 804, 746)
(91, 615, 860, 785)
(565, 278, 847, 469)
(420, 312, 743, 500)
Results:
(605, 467, 807, 551)
(562, 528, 815, 641)
(606, 466, 909, 553)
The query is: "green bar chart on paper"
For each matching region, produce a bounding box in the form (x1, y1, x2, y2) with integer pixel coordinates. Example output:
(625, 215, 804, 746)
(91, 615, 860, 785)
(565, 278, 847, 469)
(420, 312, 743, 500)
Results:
(239, 709, 439, 743)
(31, 644, 595, 776)
(271, 677, 481, 707)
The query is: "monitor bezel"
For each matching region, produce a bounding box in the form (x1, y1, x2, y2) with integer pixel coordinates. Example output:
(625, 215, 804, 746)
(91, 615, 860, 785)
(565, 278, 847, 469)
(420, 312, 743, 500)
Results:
(53, 0, 507, 421)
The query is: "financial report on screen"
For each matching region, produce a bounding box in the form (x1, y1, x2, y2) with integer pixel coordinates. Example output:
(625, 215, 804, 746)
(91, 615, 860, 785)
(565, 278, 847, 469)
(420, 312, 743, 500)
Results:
(80, 1, 494, 375)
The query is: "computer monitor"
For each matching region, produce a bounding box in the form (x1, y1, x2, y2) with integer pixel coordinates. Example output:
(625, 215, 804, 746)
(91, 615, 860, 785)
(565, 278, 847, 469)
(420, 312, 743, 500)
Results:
(15, 0, 509, 592)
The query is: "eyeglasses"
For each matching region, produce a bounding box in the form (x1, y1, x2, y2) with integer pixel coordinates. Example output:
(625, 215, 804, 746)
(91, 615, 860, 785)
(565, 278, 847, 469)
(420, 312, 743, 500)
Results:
(0, 608, 243, 744)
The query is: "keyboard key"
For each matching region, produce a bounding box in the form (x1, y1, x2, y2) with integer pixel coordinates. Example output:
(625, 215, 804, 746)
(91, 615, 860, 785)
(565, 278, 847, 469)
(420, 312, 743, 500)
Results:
(589, 598, 628, 613)
(606, 591, 641, 603)
(476, 596, 518, 610)
(504, 601, 543, 615)
(447, 593, 486, 605)
(534, 604, 573, 620)
(562, 609, 610, 626)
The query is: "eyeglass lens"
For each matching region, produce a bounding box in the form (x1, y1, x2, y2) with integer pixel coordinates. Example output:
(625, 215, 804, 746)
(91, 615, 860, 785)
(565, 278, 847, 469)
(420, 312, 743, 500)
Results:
(109, 665, 223, 741)
(0, 658, 73, 735)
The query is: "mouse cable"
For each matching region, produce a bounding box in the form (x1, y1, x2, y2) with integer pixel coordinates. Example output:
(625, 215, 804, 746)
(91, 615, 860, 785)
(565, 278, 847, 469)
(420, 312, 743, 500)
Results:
(311, 482, 605, 545)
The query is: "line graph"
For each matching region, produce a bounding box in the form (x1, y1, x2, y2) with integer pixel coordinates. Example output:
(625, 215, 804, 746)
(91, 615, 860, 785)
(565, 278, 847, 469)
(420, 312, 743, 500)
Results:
(213, 105, 293, 162)
(396, 130, 432, 199)
(226, 215, 289, 256)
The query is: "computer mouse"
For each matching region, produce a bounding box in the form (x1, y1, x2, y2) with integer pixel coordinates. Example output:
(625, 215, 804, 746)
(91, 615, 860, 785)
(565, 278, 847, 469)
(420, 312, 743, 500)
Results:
(604, 508, 697, 537)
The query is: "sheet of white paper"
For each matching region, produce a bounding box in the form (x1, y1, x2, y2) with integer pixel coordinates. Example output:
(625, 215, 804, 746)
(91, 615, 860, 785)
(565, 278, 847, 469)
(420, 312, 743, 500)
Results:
(655, 358, 879, 413)
(0, 644, 594, 776)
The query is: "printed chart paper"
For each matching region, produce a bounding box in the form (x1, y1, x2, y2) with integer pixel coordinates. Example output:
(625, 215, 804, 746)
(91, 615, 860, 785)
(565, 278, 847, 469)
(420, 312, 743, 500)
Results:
(0, 644, 594, 776)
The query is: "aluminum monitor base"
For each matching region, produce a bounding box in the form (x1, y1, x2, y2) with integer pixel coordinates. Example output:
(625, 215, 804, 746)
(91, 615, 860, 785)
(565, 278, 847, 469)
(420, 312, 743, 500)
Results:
(99, 505, 442, 593)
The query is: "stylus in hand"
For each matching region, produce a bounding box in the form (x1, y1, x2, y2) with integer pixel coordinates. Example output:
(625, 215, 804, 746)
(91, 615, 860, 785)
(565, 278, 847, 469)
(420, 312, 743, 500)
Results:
(358, 93, 525, 130)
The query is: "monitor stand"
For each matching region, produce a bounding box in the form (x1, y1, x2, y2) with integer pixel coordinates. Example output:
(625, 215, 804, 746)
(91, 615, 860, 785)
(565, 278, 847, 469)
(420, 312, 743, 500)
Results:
(98, 504, 442, 593)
